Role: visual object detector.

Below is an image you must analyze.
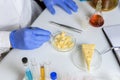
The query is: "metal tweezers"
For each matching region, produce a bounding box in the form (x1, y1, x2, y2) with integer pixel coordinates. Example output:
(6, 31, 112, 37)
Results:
(49, 21, 82, 33)
(102, 46, 120, 54)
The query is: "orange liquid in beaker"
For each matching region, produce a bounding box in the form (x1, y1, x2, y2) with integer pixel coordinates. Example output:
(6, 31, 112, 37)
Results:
(89, 14, 104, 27)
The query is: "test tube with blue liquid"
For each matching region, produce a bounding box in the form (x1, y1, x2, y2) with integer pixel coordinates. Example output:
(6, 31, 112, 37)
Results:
(22, 57, 33, 80)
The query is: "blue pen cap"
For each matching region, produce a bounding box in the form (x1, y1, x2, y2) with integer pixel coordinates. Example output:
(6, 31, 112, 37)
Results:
(50, 72, 57, 80)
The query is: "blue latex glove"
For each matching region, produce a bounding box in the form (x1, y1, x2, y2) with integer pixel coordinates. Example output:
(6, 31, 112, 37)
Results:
(10, 27, 51, 50)
(43, 0, 78, 14)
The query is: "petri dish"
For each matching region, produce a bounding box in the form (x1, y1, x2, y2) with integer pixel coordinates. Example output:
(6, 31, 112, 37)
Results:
(71, 47, 102, 72)
(51, 31, 76, 52)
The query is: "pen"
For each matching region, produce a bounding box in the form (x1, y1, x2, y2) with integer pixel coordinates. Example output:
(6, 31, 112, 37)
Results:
(49, 21, 82, 33)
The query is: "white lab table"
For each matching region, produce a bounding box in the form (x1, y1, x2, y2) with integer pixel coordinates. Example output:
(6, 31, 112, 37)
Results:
(0, 0, 120, 80)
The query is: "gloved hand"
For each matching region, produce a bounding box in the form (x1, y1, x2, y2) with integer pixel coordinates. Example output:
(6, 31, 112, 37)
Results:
(43, 0, 78, 14)
(10, 27, 51, 50)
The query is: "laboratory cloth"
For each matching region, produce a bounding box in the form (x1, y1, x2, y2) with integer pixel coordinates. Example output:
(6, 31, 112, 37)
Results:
(0, 0, 42, 54)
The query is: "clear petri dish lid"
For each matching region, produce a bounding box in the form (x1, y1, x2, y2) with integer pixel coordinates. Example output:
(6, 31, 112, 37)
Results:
(71, 47, 102, 72)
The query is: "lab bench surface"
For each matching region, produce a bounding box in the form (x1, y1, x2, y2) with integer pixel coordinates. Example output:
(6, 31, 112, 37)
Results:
(0, 0, 120, 80)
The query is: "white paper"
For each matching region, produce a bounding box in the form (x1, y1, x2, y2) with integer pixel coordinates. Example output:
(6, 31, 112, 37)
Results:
(103, 24, 120, 62)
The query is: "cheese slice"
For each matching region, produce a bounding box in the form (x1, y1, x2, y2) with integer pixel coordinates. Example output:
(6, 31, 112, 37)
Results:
(82, 44, 95, 71)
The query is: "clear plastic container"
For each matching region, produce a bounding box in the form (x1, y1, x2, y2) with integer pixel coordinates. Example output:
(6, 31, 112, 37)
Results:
(51, 31, 76, 52)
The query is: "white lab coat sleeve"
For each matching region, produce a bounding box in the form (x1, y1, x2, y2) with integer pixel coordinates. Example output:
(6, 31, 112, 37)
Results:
(31, 0, 42, 24)
(0, 31, 11, 54)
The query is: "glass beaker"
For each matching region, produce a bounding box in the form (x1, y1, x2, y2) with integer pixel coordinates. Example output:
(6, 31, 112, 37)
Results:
(89, 0, 104, 27)
(89, 0, 119, 11)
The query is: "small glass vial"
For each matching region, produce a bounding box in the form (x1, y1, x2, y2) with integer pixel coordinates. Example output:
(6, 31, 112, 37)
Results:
(50, 72, 57, 80)
(22, 57, 33, 80)
(31, 59, 39, 80)
(40, 65, 45, 80)
(89, 0, 104, 27)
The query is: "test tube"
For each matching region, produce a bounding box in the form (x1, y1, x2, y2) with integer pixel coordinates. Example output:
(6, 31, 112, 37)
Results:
(31, 59, 39, 80)
(40, 65, 45, 80)
(22, 57, 33, 80)
(50, 72, 57, 80)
